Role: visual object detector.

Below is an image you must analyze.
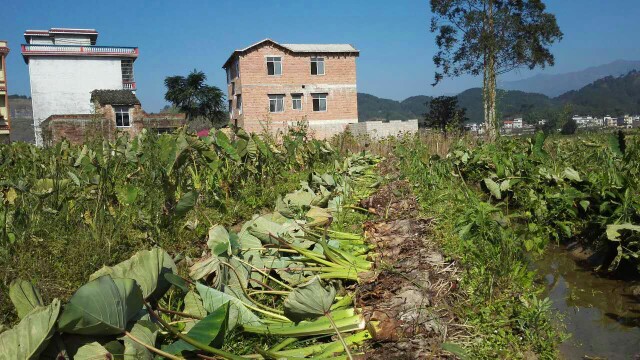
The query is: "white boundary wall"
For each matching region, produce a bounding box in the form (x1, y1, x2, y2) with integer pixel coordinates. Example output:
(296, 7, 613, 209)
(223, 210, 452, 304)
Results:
(347, 119, 418, 139)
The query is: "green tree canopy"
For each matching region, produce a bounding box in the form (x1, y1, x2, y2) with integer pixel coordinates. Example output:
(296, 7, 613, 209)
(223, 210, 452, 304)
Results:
(423, 95, 468, 134)
(164, 70, 227, 128)
(430, 0, 562, 140)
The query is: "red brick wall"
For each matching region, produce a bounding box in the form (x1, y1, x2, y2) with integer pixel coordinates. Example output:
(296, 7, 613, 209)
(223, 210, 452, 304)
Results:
(42, 104, 186, 145)
(227, 42, 358, 137)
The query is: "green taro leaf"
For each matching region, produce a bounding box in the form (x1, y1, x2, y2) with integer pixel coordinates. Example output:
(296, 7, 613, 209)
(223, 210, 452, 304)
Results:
(483, 178, 502, 200)
(174, 190, 199, 218)
(9, 279, 44, 319)
(183, 290, 208, 331)
(215, 131, 241, 162)
(72, 341, 114, 360)
(0, 299, 61, 360)
(58, 276, 144, 335)
(90, 247, 177, 301)
(284, 276, 336, 322)
(163, 303, 228, 355)
(196, 283, 262, 330)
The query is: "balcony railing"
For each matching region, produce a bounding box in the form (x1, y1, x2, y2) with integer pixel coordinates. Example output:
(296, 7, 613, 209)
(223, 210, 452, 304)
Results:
(123, 81, 137, 90)
(22, 44, 138, 57)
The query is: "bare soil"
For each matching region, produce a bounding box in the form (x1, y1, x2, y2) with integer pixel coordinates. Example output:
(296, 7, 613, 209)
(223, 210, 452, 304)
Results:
(355, 180, 466, 359)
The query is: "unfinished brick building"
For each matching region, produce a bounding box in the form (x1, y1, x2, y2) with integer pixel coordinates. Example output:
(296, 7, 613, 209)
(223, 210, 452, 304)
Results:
(222, 39, 359, 138)
(41, 90, 185, 145)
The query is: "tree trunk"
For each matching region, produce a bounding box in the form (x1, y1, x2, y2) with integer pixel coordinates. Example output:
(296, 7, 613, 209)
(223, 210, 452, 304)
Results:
(483, 0, 498, 142)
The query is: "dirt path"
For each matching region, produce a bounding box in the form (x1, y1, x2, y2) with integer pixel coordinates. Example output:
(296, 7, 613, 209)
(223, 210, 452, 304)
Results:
(356, 177, 466, 359)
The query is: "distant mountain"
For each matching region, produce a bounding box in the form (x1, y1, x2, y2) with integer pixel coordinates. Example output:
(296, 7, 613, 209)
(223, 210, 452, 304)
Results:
(556, 70, 640, 116)
(501, 60, 640, 97)
(358, 89, 554, 124)
(358, 70, 640, 123)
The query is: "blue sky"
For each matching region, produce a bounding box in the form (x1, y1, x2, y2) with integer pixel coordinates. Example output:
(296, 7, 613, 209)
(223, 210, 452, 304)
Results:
(2, 0, 640, 111)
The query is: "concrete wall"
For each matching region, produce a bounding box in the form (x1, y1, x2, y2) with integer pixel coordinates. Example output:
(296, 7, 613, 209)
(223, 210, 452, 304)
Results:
(28, 56, 123, 145)
(348, 119, 418, 139)
(228, 42, 358, 138)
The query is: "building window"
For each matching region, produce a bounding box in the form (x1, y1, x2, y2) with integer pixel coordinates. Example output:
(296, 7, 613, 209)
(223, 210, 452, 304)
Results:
(228, 100, 233, 118)
(312, 94, 327, 112)
(269, 95, 284, 113)
(311, 57, 325, 75)
(121, 59, 134, 83)
(236, 94, 242, 114)
(267, 57, 282, 76)
(292, 94, 303, 110)
(115, 107, 131, 127)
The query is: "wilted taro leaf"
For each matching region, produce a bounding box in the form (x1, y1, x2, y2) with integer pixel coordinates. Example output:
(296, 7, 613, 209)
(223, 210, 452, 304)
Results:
(0, 299, 61, 360)
(306, 207, 333, 228)
(71, 341, 115, 360)
(189, 256, 221, 283)
(122, 320, 158, 360)
(90, 247, 177, 300)
(58, 276, 144, 335)
(208, 225, 232, 256)
(9, 279, 44, 319)
(197, 283, 262, 331)
(284, 276, 336, 323)
(183, 290, 208, 331)
(163, 303, 228, 355)
(284, 190, 316, 208)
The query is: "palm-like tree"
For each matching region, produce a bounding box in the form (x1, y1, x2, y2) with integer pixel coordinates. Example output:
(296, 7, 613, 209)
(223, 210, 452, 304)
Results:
(164, 70, 226, 127)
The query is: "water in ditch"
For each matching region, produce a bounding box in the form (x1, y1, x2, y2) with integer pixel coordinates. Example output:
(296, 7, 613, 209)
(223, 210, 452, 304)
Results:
(536, 246, 640, 359)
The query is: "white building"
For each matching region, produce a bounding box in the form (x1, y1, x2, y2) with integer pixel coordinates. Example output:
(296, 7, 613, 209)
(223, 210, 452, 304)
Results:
(603, 115, 616, 127)
(21, 28, 138, 145)
(513, 117, 523, 129)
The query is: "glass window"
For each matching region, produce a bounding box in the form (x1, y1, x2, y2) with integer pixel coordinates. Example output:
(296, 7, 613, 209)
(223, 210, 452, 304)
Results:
(236, 94, 242, 114)
(228, 100, 233, 118)
(292, 94, 303, 110)
(269, 94, 284, 113)
(311, 57, 325, 75)
(115, 107, 131, 127)
(121, 59, 134, 82)
(267, 56, 282, 76)
(312, 94, 327, 112)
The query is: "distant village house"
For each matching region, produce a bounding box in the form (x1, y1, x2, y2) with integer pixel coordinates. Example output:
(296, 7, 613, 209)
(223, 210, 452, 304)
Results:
(223, 39, 359, 138)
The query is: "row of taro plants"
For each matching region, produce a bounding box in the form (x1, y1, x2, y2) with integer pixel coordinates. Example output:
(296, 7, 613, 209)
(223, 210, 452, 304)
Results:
(394, 130, 639, 358)
(0, 127, 335, 325)
(0, 151, 382, 359)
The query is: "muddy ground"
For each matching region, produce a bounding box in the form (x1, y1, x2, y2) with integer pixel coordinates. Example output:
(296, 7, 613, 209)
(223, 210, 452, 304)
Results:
(355, 178, 467, 359)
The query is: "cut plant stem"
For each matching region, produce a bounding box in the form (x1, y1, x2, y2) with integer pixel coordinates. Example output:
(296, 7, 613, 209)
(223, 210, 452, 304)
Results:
(325, 311, 354, 360)
(146, 303, 247, 360)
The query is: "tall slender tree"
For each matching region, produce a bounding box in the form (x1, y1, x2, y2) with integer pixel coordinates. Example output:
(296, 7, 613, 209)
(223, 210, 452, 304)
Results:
(164, 70, 227, 127)
(430, 0, 562, 140)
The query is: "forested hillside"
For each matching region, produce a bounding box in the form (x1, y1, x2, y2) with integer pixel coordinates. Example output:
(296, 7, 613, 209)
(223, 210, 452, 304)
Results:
(358, 70, 640, 123)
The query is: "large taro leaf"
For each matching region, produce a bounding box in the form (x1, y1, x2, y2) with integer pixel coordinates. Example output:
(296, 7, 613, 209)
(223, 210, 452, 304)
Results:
(284, 190, 316, 208)
(122, 320, 158, 360)
(174, 190, 199, 218)
(163, 303, 228, 355)
(0, 299, 61, 360)
(196, 282, 262, 331)
(9, 279, 44, 319)
(71, 341, 115, 360)
(306, 207, 333, 228)
(58, 276, 144, 335)
(284, 276, 336, 323)
(215, 130, 241, 162)
(90, 247, 177, 301)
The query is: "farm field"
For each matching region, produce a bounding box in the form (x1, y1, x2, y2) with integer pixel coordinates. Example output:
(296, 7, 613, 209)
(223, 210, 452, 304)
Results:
(0, 128, 639, 359)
